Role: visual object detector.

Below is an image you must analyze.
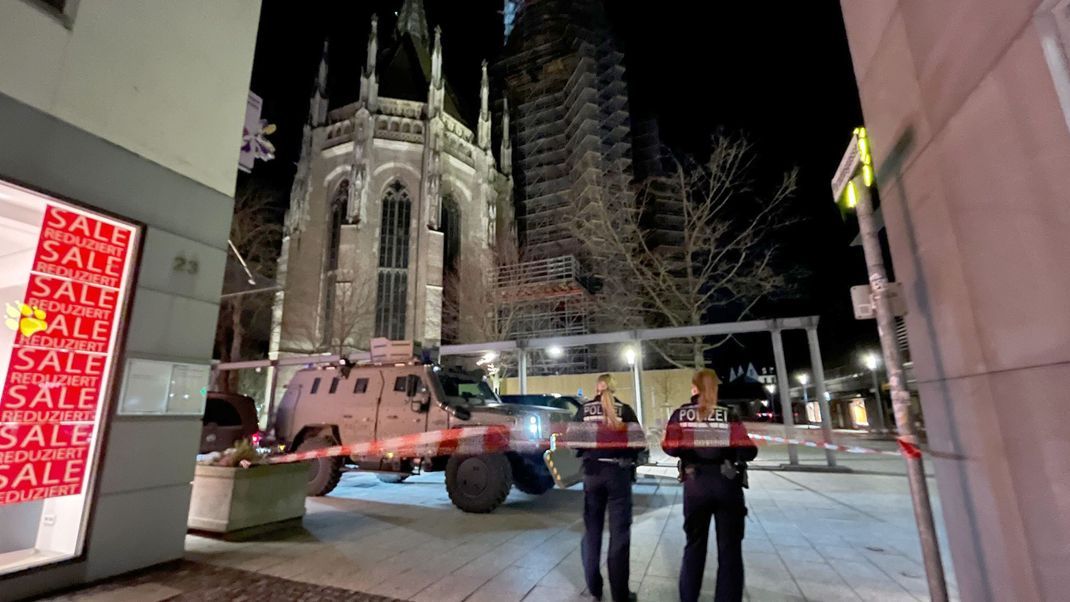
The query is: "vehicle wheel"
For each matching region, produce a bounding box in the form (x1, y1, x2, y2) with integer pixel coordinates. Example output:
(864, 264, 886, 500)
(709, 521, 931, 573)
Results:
(510, 454, 555, 495)
(446, 453, 512, 513)
(296, 436, 342, 497)
(376, 473, 409, 484)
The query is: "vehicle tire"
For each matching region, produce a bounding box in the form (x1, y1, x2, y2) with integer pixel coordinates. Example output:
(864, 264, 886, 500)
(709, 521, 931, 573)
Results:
(296, 436, 342, 497)
(446, 453, 512, 513)
(376, 473, 409, 484)
(510, 454, 555, 495)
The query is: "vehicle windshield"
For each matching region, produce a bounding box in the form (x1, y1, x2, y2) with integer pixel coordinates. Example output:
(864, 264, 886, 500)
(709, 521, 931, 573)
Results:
(501, 394, 581, 413)
(439, 374, 499, 406)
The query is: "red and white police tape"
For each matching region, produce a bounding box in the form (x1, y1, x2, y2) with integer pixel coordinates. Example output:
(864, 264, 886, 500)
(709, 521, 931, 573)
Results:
(247, 422, 923, 467)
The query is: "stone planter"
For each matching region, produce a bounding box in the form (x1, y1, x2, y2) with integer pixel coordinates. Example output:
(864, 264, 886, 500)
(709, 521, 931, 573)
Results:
(188, 463, 306, 533)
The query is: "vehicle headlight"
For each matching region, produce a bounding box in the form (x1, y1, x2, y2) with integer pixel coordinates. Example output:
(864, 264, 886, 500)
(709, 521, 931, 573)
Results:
(527, 414, 540, 437)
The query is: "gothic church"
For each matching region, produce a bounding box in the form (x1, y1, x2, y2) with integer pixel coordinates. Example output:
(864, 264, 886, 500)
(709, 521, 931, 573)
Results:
(270, 0, 513, 358)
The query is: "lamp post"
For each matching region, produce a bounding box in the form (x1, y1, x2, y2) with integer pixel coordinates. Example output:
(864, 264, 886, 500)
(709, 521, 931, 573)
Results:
(623, 345, 644, 424)
(796, 372, 810, 402)
(863, 352, 887, 432)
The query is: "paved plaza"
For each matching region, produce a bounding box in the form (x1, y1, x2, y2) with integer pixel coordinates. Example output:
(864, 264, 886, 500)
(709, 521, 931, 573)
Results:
(46, 442, 959, 602)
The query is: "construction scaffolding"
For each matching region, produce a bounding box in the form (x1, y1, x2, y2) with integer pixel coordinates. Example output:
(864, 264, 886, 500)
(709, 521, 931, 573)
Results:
(493, 0, 640, 372)
(494, 255, 591, 374)
(500, 0, 636, 261)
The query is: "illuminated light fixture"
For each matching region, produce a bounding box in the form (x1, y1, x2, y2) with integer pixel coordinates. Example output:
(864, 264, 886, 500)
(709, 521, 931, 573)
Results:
(856, 126, 875, 187)
(796, 373, 810, 386)
(547, 346, 564, 359)
(623, 347, 637, 366)
(862, 352, 880, 371)
(764, 384, 776, 394)
(845, 181, 858, 208)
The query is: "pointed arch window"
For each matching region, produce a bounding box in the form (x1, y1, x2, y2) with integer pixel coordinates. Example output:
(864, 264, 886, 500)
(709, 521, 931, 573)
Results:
(440, 195, 461, 274)
(322, 180, 349, 347)
(375, 181, 411, 340)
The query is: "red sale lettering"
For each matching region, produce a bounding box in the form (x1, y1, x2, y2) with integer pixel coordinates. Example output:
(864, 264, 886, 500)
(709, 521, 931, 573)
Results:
(45, 206, 130, 248)
(37, 242, 125, 280)
(3, 384, 98, 411)
(0, 424, 93, 451)
(13, 347, 106, 376)
(0, 200, 136, 511)
(29, 275, 118, 310)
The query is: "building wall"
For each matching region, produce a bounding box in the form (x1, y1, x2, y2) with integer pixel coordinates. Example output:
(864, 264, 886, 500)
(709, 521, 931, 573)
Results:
(0, 1, 259, 598)
(0, 0, 259, 197)
(840, 1, 1070, 599)
(276, 113, 498, 355)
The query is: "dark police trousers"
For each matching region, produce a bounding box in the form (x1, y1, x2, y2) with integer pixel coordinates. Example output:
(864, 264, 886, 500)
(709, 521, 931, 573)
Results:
(680, 465, 747, 602)
(582, 461, 633, 602)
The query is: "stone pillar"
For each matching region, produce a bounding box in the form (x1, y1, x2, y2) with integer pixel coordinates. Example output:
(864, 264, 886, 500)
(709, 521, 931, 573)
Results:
(841, 2, 1070, 599)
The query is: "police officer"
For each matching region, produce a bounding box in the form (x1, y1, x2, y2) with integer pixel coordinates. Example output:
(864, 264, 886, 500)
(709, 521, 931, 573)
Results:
(662, 368, 757, 602)
(574, 374, 642, 602)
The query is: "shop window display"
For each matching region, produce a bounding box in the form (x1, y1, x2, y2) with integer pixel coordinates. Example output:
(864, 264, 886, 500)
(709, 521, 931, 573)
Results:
(0, 177, 139, 576)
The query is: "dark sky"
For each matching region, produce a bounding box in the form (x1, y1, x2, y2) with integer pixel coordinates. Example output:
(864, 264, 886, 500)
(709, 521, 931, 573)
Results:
(243, 0, 878, 372)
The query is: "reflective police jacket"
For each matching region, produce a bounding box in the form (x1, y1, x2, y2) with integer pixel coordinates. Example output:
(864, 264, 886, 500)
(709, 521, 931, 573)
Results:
(572, 396, 644, 462)
(661, 396, 758, 466)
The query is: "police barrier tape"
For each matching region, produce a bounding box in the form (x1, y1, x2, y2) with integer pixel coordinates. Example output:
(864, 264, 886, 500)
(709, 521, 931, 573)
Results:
(248, 422, 922, 466)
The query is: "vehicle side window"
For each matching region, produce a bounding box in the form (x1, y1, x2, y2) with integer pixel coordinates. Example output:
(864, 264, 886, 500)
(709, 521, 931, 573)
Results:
(203, 398, 241, 426)
(354, 378, 369, 394)
(311, 378, 321, 394)
(394, 376, 408, 392)
(329, 377, 339, 394)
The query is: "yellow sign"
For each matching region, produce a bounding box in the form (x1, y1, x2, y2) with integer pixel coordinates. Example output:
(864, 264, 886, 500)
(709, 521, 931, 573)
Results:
(4, 301, 48, 338)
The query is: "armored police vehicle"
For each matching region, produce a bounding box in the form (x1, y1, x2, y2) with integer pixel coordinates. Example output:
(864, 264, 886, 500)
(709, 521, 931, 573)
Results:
(273, 346, 580, 513)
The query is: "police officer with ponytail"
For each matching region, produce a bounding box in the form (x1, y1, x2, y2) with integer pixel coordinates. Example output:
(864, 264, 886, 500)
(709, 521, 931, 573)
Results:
(662, 369, 757, 602)
(574, 374, 642, 602)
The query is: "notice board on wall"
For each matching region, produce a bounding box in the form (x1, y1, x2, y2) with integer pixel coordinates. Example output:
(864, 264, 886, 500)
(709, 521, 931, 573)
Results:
(0, 181, 139, 512)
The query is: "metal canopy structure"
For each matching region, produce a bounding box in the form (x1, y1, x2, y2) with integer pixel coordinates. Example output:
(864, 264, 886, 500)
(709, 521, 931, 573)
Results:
(441, 315, 838, 468)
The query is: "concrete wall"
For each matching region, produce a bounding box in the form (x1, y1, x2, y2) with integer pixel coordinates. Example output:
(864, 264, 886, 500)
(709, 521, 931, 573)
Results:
(840, 1, 1070, 599)
(0, 0, 260, 197)
(0, 1, 259, 598)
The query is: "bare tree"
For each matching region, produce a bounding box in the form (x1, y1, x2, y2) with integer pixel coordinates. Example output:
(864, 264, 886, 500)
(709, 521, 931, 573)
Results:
(573, 134, 800, 368)
(285, 277, 377, 356)
(214, 186, 283, 392)
(441, 244, 529, 388)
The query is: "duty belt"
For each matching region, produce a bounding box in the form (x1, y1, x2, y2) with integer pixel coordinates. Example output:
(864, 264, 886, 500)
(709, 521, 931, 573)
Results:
(595, 458, 637, 468)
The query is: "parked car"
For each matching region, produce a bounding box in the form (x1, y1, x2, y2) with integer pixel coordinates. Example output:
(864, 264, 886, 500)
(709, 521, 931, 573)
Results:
(200, 392, 260, 454)
(499, 393, 584, 415)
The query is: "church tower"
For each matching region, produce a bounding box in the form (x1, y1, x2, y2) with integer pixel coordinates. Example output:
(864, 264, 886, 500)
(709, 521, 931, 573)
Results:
(270, 0, 511, 362)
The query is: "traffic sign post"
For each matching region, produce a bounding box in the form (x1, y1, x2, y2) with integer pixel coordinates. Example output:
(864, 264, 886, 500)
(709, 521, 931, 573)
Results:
(833, 129, 949, 602)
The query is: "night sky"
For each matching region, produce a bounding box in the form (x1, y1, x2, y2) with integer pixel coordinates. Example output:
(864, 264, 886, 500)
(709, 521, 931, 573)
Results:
(242, 0, 877, 372)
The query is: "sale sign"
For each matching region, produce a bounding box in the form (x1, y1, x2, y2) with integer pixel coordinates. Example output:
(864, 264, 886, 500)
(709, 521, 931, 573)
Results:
(0, 186, 138, 508)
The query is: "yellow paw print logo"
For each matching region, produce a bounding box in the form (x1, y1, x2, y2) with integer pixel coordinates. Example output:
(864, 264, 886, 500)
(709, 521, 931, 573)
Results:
(4, 302, 48, 338)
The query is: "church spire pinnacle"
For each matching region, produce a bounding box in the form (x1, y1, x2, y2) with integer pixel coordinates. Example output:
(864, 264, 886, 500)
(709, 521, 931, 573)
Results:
(395, 0, 429, 43)
(500, 97, 512, 176)
(309, 40, 329, 126)
(478, 60, 491, 150)
(365, 14, 378, 76)
(360, 15, 379, 109)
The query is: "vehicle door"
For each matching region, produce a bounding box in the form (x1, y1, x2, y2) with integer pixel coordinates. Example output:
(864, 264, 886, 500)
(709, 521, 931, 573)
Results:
(339, 370, 384, 446)
(374, 368, 430, 440)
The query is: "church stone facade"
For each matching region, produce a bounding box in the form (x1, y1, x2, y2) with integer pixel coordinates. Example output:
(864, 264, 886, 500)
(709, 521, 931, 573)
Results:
(270, 1, 513, 359)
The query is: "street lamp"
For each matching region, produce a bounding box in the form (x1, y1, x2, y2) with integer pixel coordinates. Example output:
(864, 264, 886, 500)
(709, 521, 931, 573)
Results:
(623, 347, 637, 366)
(861, 352, 887, 432)
(546, 345, 564, 359)
(796, 372, 810, 402)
